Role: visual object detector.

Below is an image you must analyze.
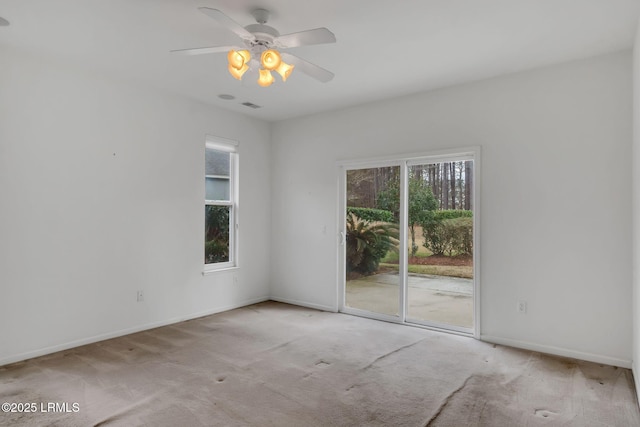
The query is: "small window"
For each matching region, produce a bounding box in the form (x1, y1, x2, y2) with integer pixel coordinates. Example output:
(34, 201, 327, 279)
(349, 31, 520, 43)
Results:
(205, 136, 238, 270)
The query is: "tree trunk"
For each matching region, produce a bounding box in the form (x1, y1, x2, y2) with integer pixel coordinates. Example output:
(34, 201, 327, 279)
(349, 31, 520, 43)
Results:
(410, 224, 417, 256)
(429, 164, 437, 203)
(450, 163, 456, 209)
(414, 166, 423, 181)
(458, 162, 463, 210)
(464, 161, 472, 210)
(443, 162, 449, 210)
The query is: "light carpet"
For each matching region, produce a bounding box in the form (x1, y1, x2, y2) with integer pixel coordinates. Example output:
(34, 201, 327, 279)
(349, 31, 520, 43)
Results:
(1, 301, 638, 426)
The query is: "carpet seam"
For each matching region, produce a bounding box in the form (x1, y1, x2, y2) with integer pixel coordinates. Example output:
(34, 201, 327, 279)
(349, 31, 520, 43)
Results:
(424, 374, 473, 426)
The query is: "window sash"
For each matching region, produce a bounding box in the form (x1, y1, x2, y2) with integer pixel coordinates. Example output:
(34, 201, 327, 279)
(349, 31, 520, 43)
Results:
(204, 136, 238, 272)
(206, 200, 232, 206)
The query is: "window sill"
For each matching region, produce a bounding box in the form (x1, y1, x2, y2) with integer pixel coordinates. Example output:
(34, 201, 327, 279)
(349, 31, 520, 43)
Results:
(202, 266, 238, 276)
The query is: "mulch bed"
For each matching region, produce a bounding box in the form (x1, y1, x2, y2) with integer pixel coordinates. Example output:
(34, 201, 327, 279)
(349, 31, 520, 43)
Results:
(348, 255, 473, 280)
(387, 255, 473, 267)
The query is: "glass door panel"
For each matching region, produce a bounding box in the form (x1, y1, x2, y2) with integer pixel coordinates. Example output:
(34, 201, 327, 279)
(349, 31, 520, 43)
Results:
(406, 161, 474, 329)
(344, 166, 401, 317)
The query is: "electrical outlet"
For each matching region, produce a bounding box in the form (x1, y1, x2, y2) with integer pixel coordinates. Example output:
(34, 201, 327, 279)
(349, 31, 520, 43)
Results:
(517, 301, 527, 313)
(137, 290, 144, 302)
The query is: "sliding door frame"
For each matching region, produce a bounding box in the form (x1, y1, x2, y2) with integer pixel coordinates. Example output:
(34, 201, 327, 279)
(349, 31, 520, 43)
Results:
(337, 147, 481, 339)
(337, 159, 407, 324)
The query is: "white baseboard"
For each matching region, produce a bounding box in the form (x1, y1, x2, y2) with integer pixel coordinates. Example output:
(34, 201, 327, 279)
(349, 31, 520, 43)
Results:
(481, 335, 632, 369)
(0, 296, 269, 367)
(269, 296, 337, 313)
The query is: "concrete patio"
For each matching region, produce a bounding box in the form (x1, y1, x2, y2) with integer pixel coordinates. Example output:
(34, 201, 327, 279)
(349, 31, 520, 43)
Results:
(346, 272, 473, 328)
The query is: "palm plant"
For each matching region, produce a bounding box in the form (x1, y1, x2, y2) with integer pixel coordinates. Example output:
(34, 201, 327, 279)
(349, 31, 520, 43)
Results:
(346, 213, 399, 274)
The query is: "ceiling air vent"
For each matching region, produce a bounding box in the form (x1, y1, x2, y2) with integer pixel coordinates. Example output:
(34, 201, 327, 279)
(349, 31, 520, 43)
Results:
(241, 102, 262, 109)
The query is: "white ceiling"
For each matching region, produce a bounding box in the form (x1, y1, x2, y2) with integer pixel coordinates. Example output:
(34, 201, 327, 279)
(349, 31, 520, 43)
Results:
(1, 0, 639, 122)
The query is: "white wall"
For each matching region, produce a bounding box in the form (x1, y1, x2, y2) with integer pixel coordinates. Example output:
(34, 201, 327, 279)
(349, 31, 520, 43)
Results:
(271, 51, 633, 367)
(0, 47, 271, 365)
(1, 46, 633, 370)
(632, 22, 640, 396)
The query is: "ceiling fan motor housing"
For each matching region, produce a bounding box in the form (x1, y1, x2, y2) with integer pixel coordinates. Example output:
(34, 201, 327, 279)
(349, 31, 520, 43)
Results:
(244, 24, 280, 54)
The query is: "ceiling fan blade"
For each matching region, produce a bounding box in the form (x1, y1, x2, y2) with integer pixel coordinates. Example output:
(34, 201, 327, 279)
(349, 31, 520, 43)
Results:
(170, 46, 236, 56)
(281, 52, 334, 83)
(198, 7, 254, 41)
(275, 28, 336, 48)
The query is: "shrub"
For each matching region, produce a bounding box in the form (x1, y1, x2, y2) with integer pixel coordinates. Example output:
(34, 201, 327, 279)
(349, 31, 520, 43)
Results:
(205, 205, 230, 263)
(421, 215, 473, 256)
(347, 207, 394, 223)
(445, 217, 473, 255)
(433, 210, 473, 221)
(346, 213, 398, 274)
(205, 239, 229, 263)
(422, 221, 448, 255)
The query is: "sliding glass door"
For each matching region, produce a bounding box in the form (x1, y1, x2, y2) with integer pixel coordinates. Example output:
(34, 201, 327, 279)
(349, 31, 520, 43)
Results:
(339, 150, 478, 335)
(405, 160, 474, 332)
(344, 165, 402, 319)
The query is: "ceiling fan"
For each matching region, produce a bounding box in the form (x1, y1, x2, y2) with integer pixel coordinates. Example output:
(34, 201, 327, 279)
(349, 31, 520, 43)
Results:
(171, 7, 336, 87)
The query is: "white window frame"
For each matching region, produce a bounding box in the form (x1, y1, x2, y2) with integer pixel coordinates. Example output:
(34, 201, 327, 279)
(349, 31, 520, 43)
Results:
(204, 136, 239, 274)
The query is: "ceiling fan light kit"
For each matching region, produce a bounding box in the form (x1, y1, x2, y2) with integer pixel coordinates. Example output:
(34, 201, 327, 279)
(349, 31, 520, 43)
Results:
(228, 62, 249, 80)
(276, 61, 294, 82)
(227, 47, 292, 87)
(261, 49, 281, 70)
(258, 68, 275, 87)
(172, 7, 336, 88)
(228, 49, 250, 69)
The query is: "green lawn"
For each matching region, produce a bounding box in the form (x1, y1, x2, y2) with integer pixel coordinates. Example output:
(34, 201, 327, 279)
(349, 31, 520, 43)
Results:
(380, 263, 473, 279)
(382, 225, 433, 263)
(376, 225, 473, 279)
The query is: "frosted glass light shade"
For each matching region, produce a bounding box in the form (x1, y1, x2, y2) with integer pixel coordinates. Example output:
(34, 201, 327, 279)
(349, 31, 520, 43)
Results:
(227, 50, 250, 69)
(276, 62, 294, 81)
(257, 69, 275, 87)
(228, 63, 249, 80)
(260, 50, 282, 71)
